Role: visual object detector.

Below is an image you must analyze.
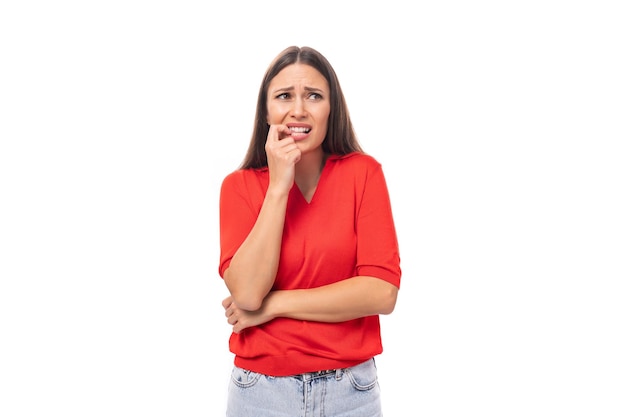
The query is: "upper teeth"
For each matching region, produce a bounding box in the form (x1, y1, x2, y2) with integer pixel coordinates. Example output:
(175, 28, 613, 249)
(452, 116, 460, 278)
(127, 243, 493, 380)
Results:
(290, 127, 310, 133)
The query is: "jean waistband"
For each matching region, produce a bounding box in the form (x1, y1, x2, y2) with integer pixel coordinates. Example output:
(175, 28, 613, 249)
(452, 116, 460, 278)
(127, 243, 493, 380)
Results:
(297, 367, 345, 381)
(311, 369, 338, 376)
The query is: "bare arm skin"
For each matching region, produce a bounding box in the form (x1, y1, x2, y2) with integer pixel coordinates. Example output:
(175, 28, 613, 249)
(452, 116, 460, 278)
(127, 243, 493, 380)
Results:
(223, 125, 300, 311)
(223, 276, 398, 334)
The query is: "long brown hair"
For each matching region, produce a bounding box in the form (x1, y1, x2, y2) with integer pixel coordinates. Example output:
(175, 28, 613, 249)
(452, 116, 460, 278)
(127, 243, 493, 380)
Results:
(240, 46, 362, 169)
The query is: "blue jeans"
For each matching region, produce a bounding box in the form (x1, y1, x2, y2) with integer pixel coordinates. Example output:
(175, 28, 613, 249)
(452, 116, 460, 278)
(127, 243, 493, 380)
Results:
(226, 358, 382, 417)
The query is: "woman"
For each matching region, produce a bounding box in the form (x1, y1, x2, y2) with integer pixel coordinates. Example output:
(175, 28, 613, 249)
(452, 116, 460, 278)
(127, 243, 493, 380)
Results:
(219, 46, 401, 416)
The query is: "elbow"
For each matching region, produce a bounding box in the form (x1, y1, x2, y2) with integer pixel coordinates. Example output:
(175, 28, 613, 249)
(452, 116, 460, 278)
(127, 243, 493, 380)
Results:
(379, 283, 399, 315)
(235, 295, 264, 312)
(224, 268, 267, 311)
(227, 289, 265, 312)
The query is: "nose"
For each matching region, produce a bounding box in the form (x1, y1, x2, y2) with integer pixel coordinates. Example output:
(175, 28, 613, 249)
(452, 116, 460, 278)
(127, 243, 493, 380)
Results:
(290, 96, 307, 118)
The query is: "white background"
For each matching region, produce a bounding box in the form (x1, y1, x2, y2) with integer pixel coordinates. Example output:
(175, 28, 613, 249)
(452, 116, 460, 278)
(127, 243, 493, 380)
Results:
(1, 1, 625, 416)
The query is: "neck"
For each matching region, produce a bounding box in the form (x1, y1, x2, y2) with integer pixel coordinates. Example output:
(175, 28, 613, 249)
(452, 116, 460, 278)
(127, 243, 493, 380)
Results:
(293, 150, 326, 203)
(295, 149, 326, 179)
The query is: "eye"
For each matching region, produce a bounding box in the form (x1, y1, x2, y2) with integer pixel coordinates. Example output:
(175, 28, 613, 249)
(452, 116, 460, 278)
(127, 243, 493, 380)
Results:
(276, 92, 291, 100)
(308, 92, 323, 100)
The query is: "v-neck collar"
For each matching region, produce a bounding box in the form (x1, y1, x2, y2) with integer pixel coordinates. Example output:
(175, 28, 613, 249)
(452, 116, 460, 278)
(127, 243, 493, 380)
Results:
(293, 157, 331, 204)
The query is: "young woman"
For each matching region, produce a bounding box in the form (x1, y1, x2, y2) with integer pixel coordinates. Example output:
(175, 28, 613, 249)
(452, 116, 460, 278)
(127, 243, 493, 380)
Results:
(219, 45, 401, 416)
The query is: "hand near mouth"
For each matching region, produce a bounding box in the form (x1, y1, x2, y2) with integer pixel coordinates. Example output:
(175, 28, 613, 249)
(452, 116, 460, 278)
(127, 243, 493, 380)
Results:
(265, 124, 302, 193)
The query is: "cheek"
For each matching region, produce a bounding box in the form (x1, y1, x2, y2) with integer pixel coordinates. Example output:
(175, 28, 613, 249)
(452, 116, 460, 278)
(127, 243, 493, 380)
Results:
(266, 103, 286, 124)
(267, 114, 280, 124)
(318, 111, 330, 132)
(318, 108, 331, 126)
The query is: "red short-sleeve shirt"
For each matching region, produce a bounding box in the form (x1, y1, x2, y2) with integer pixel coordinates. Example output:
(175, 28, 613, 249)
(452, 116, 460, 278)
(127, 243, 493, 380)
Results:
(219, 152, 401, 376)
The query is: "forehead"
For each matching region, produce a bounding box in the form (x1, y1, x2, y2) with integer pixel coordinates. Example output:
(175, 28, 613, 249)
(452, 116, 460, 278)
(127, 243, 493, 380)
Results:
(268, 63, 329, 91)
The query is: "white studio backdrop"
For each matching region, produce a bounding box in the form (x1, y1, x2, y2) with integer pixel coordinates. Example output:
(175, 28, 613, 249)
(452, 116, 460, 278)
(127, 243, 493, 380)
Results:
(1, 1, 625, 416)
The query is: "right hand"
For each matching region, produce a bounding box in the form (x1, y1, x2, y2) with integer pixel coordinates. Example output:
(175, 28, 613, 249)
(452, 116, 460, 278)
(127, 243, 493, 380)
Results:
(265, 124, 301, 193)
(222, 294, 276, 334)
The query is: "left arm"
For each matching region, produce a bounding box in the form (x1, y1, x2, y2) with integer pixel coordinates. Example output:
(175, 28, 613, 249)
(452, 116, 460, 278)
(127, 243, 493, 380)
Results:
(223, 276, 398, 334)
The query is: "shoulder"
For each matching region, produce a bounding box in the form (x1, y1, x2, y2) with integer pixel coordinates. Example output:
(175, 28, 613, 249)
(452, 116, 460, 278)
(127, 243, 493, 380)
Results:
(327, 153, 384, 181)
(327, 152, 382, 171)
(223, 167, 268, 182)
(221, 167, 268, 191)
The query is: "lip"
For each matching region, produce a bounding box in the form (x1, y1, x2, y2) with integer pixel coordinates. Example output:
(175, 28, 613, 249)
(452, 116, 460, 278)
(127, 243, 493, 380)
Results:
(287, 123, 312, 141)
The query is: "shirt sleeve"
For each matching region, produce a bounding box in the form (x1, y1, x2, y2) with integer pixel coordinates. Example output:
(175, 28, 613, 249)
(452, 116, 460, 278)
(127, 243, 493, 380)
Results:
(218, 170, 263, 278)
(355, 159, 402, 288)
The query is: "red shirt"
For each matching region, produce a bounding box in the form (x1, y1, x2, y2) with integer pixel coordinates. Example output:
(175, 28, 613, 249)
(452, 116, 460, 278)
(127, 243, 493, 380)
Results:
(219, 152, 401, 376)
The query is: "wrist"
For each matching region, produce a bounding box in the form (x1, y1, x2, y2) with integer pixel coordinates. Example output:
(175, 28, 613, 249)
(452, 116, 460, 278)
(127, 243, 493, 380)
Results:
(265, 290, 285, 320)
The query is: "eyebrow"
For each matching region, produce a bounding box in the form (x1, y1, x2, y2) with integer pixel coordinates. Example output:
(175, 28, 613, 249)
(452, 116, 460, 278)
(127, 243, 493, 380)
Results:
(271, 86, 326, 94)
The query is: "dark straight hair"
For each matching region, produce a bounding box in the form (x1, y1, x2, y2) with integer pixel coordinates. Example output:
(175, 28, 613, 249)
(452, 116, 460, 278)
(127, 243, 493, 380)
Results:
(240, 46, 362, 169)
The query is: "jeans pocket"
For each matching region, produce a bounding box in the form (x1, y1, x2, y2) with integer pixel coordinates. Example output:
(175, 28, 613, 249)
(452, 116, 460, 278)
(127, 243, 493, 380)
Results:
(230, 366, 261, 388)
(344, 359, 378, 391)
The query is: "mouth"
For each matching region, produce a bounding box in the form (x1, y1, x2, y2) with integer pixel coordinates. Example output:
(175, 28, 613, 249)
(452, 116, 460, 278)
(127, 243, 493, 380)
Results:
(289, 126, 311, 134)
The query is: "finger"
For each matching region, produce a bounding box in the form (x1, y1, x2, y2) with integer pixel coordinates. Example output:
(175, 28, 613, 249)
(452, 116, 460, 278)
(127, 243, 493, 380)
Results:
(276, 124, 292, 140)
(268, 124, 292, 143)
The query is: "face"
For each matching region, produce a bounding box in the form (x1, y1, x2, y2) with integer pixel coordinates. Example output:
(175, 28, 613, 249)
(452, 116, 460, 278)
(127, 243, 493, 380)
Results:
(266, 63, 330, 155)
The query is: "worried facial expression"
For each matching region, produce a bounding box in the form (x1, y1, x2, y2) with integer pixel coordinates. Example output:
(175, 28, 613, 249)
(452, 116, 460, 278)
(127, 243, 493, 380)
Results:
(266, 63, 331, 154)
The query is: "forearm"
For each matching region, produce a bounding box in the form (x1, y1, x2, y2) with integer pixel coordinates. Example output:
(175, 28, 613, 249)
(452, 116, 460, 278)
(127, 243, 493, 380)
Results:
(267, 276, 399, 323)
(224, 188, 288, 310)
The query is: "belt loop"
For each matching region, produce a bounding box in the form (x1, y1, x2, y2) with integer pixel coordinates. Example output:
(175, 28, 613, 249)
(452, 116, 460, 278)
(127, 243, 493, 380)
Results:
(335, 368, 343, 380)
